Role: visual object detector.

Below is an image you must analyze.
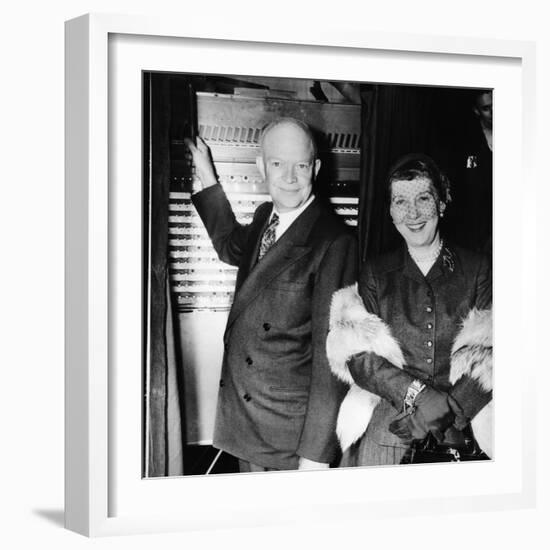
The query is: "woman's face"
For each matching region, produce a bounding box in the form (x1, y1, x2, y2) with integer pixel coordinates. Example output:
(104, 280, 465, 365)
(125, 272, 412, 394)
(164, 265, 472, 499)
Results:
(390, 176, 445, 249)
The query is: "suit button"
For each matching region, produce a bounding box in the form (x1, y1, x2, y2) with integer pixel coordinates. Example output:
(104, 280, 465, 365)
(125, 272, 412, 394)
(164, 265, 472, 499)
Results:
(263, 323, 271, 331)
(243, 393, 251, 402)
(219, 380, 225, 387)
(426, 340, 433, 347)
(246, 357, 253, 365)
(426, 358, 433, 364)
(426, 306, 433, 313)
(427, 323, 433, 329)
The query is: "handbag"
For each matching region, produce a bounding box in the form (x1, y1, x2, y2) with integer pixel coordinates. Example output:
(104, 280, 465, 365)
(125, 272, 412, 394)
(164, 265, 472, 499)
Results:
(400, 426, 489, 464)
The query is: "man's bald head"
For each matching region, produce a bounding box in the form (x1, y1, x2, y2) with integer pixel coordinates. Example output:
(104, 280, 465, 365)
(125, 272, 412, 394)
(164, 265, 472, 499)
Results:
(259, 117, 318, 160)
(256, 117, 321, 213)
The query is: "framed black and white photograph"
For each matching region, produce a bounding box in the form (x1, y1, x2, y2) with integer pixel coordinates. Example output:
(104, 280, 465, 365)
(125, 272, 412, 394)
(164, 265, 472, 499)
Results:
(143, 72, 494, 478)
(65, 13, 536, 537)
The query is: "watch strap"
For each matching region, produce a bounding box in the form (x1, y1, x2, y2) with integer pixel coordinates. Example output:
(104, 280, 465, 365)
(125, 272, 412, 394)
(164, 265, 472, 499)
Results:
(404, 379, 426, 414)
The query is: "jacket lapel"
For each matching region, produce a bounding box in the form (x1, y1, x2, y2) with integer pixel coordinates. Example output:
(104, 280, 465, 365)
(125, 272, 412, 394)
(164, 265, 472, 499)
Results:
(226, 200, 321, 329)
(401, 242, 463, 286)
(426, 244, 463, 288)
(234, 204, 272, 292)
(401, 247, 426, 284)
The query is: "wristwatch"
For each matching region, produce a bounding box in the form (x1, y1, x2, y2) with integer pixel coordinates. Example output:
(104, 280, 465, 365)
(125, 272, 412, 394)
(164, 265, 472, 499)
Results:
(403, 379, 426, 414)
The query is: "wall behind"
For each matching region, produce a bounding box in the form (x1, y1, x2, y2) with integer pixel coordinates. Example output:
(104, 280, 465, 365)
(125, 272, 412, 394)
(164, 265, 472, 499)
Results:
(0, 0, 546, 547)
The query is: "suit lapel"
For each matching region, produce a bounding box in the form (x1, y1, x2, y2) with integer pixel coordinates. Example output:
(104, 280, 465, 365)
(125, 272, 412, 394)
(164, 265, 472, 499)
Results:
(401, 242, 463, 286)
(401, 247, 426, 284)
(426, 244, 463, 288)
(227, 200, 321, 329)
(234, 204, 272, 292)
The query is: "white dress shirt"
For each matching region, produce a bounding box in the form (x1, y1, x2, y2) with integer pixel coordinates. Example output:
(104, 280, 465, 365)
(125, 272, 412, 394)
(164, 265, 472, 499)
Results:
(269, 194, 315, 242)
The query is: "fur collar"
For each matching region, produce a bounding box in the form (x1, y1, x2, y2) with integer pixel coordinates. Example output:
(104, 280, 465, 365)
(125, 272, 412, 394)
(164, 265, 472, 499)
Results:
(450, 308, 492, 392)
(450, 308, 493, 455)
(326, 284, 404, 451)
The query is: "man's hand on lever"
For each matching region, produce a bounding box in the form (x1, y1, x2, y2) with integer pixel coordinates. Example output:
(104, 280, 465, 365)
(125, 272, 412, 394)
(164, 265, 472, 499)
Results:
(184, 136, 218, 189)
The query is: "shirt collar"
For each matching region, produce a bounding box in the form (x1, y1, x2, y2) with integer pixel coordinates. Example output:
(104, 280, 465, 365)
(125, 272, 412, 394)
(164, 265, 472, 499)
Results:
(270, 193, 315, 225)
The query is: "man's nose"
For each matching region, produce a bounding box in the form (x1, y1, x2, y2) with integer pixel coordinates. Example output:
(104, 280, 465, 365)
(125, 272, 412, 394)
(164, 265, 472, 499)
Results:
(283, 166, 298, 184)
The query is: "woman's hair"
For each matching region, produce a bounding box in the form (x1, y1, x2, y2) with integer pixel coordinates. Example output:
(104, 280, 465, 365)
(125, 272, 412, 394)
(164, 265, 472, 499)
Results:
(387, 153, 452, 204)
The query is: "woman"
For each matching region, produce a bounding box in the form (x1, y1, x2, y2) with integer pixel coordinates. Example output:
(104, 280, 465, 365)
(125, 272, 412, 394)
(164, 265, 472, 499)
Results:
(327, 153, 492, 466)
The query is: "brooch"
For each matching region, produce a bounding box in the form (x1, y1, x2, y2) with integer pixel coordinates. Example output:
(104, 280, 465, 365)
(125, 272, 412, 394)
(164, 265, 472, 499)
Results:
(442, 247, 455, 272)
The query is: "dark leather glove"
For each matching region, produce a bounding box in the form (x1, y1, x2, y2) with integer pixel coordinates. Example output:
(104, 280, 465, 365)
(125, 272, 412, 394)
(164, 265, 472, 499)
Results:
(389, 387, 455, 443)
(346, 352, 416, 410)
(441, 425, 467, 448)
(449, 375, 492, 430)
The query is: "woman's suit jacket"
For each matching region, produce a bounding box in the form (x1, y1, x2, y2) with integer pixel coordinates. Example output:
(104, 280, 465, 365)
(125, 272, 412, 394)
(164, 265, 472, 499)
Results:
(358, 243, 491, 450)
(192, 184, 357, 469)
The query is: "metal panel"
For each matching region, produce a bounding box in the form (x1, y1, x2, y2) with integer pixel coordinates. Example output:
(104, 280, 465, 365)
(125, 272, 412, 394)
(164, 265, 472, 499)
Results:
(178, 311, 228, 445)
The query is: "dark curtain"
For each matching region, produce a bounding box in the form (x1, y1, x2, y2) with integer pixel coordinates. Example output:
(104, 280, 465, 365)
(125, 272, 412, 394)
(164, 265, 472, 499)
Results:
(358, 84, 473, 263)
(144, 73, 186, 477)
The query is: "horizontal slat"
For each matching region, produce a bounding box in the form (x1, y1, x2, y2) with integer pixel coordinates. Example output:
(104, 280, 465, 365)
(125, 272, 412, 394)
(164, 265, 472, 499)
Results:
(169, 238, 213, 247)
(169, 250, 220, 259)
(171, 275, 236, 283)
(172, 284, 236, 293)
(169, 191, 192, 200)
(329, 196, 359, 204)
(334, 208, 358, 216)
(170, 265, 237, 276)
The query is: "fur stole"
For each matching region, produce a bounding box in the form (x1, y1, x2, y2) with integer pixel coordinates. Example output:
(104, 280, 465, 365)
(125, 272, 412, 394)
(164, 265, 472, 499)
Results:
(326, 283, 404, 452)
(449, 308, 493, 457)
(327, 284, 493, 456)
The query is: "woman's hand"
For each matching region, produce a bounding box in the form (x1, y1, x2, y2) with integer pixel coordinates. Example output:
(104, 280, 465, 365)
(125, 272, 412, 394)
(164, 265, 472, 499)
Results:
(184, 136, 218, 188)
(389, 387, 456, 443)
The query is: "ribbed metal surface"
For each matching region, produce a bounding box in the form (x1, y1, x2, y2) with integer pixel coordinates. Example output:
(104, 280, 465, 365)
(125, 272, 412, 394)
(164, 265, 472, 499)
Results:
(196, 92, 361, 153)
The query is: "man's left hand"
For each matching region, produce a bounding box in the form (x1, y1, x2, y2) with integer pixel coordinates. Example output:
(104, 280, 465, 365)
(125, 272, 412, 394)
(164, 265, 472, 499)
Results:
(298, 457, 330, 470)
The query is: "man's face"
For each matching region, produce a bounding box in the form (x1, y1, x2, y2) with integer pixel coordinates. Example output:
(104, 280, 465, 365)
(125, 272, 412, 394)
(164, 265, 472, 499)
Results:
(257, 123, 320, 213)
(390, 177, 445, 249)
(474, 92, 493, 131)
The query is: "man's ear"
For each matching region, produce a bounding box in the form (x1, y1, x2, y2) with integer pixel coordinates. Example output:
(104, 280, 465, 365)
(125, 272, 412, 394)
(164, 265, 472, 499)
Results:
(256, 156, 266, 179)
(314, 158, 321, 179)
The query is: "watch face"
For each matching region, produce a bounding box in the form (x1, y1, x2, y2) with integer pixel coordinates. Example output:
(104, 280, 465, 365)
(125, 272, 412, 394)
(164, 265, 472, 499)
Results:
(404, 381, 426, 413)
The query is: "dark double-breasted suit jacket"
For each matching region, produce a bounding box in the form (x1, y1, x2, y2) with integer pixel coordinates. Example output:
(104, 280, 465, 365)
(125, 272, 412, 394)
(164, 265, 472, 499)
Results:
(192, 184, 357, 469)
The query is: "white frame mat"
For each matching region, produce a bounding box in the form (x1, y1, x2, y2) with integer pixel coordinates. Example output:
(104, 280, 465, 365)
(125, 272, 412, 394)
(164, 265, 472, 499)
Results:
(65, 13, 536, 537)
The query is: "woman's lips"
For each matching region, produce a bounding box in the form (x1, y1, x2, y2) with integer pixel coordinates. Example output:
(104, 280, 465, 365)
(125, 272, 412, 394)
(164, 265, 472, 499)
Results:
(406, 222, 426, 232)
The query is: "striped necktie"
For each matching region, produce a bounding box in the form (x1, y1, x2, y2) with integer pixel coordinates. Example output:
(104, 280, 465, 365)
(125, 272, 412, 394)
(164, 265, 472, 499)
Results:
(258, 213, 279, 261)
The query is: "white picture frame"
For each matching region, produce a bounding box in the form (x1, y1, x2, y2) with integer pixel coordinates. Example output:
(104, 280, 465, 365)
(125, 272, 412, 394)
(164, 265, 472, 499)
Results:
(65, 13, 536, 537)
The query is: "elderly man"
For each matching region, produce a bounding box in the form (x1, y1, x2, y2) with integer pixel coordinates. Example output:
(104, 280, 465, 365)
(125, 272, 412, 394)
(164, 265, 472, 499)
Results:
(186, 117, 357, 472)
